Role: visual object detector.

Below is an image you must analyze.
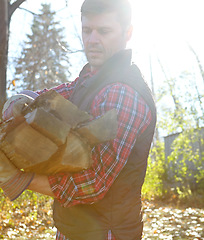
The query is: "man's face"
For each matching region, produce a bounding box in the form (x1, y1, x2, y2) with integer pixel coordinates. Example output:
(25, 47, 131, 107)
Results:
(82, 12, 130, 71)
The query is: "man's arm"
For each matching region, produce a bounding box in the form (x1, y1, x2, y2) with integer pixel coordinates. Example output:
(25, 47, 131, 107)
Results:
(0, 80, 78, 201)
(27, 174, 55, 198)
(47, 83, 152, 208)
(1, 83, 151, 204)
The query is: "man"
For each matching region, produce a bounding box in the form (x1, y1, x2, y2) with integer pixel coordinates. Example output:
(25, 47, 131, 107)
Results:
(0, 0, 156, 239)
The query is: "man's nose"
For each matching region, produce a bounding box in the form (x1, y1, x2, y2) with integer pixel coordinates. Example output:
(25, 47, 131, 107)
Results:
(88, 30, 100, 44)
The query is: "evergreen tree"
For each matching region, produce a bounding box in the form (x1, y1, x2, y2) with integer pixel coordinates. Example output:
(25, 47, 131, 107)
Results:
(13, 3, 71, 91)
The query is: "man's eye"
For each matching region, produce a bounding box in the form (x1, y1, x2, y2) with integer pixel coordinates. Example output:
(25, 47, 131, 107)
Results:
(99, 29, 111, 34)
(83, 28, 91, 34)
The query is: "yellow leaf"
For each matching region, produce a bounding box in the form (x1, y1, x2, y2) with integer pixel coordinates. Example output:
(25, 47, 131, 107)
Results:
(39, 226, 45, 232)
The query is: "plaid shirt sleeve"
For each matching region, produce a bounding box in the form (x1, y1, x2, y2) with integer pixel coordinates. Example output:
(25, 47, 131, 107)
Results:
(48, 83, 152, 207)
(36, 79, 78, 99)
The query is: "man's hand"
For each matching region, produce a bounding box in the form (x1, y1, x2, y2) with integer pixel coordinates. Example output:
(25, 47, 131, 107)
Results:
(2, 94, 34, 121)
(2, 91, 39, 121)
(0, 150, 34, 201)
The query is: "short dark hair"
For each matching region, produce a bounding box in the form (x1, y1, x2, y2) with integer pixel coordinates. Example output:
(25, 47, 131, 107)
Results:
(81, 0, 132, 29)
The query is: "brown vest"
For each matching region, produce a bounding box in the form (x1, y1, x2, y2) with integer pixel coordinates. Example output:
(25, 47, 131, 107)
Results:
(53, 50, 157, 240)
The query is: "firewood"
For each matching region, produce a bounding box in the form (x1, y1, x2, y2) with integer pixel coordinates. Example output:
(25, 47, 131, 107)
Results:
(0, 121, 58, 170)
(0, 90, 118, 175)
(23, 90, 91, 127)
(23, 144, 64, 175)
(60, 131, 92, 172)
(23, 132, 92, 175)
(25, 108, 71, 146)
(76, 109, 118, 146)
(0, 116, 25, 138)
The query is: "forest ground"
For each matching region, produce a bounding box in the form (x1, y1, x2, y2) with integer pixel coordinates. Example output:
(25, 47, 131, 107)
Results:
(0, 195, 204, 240)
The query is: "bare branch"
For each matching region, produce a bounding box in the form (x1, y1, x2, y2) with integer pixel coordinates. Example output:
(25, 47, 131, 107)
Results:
(8, 0, 26, 20)
(69, 13, 84, 49)
(56, 39, 84, 54)
(18, 7, 38, 16)
(188, 44, 204, 84)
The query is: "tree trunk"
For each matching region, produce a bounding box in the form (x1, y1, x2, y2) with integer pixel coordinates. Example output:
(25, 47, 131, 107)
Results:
(0, 0, 8, 118)
(0, 0, 26, 120)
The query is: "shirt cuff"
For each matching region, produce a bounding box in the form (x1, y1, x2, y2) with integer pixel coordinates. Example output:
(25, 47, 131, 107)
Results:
(0, 171, 35, 201)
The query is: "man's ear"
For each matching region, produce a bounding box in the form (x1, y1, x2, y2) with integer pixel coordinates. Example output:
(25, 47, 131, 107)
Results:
(126, 25, 133, 41)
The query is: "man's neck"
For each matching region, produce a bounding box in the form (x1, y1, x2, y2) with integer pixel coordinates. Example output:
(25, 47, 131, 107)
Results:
(90, 65, 100, 73)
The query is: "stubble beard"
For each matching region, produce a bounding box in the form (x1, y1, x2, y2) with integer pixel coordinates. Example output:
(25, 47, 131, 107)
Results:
(86, 49, 105, 71)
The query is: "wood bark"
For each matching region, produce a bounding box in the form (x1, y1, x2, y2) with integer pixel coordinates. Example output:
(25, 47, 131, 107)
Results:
(0, 0, 8, 115)
(0, 0, 26, 118)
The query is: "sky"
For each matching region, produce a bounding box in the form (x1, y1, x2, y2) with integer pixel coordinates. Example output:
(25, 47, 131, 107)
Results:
(8, 0, 204, 92)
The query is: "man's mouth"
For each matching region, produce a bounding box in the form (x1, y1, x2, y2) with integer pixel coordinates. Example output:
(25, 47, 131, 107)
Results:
(89, 50, 102, 53)
(88, 50, 103, 58)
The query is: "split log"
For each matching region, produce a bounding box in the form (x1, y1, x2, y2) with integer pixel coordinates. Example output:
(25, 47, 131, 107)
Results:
(60, 131, 92, 172)
(24, 132, 92, 175)
(0, 121, 58, 170)
(23, 90, 91, 128)
(76, 109, 118, 146)
(25, 108, 71, 146)
(0, 150, 16, 181)
(0, 116, 25, 138)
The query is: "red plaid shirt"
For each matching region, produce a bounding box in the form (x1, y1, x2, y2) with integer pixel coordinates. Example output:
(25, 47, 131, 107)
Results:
(38, 72, 152, 240)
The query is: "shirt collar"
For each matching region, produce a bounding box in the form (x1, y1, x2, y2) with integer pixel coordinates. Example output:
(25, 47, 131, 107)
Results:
(79, 49, 132, 79)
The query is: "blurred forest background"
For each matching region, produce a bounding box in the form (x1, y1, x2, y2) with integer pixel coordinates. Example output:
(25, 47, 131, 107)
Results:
(0, 0, 203, 239)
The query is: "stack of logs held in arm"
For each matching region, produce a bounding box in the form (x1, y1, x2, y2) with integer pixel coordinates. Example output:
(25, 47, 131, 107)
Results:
(0, 90, 118, 175)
